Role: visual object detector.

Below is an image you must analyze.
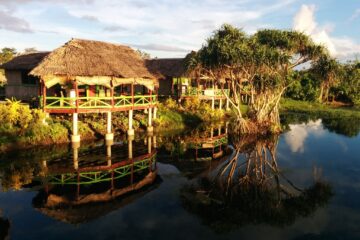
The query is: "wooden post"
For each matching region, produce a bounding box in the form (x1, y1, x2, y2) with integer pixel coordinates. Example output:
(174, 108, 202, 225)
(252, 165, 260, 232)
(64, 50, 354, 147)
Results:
(211, 97, 215, 110)
(148, 135, 152, 154)
(131, 83, 134, 107)
(74, 81, 79, 110)
(153, 106, 157, 120)
(73, 145, 79, 170)
(128, 136, 133, 159)
(147, 107, 153, 132)
(226, 81, 230, 110)
(42, 81, 46, 110)
(110, 84, 114, 108)
(128, 109, 134, 136)
(219, 99, 222, 110)
(153, 136, 157, 149)
(105, 111, 114, 141)
(71, 113, 80, 143)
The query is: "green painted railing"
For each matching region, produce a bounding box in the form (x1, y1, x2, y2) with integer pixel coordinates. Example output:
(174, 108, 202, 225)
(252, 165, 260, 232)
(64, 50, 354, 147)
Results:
(44, 95, 157, 109)
(182, 88, 230, 97)
(46, 154, 156, 185)
(188, 135, 228, 149)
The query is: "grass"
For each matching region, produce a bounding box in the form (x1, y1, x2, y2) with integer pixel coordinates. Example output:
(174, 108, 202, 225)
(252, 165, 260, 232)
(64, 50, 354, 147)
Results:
(280, 98, 360, 119)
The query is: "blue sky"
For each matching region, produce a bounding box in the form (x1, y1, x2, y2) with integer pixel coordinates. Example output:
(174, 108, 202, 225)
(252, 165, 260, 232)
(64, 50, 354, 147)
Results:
(0, 0, 359, 59)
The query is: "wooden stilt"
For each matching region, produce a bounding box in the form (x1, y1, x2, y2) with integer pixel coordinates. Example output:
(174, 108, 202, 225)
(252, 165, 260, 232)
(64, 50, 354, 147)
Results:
(128, 109, 134, 136)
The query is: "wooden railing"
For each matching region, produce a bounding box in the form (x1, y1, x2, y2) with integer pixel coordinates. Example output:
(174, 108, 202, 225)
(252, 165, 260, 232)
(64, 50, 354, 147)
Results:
(43, 95, 157, 110)
(182, 88, 230, 97)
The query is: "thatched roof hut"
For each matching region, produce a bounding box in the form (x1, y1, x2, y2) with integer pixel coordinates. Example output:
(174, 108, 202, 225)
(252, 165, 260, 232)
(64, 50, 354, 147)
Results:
(30, 39, 158, 90)
(1, 52, 49, 71)
(145, 58, 186, 79)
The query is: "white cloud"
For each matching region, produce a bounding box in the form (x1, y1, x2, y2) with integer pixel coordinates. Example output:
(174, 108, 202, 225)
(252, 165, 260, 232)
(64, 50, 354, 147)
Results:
(0, 10, 32, 33)
(284, 120, 325, 153)
(293, 4, 360, 59)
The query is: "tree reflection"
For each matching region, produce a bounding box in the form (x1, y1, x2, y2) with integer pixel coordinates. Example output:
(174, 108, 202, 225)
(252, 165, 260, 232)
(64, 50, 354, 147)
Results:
(181, 135, 333, 232)
(0, 210, 10, 240)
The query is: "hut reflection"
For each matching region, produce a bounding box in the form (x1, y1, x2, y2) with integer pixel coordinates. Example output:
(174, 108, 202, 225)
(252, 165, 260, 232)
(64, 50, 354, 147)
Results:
(32, 137, 159, 224)
(157, 123, 229, 178)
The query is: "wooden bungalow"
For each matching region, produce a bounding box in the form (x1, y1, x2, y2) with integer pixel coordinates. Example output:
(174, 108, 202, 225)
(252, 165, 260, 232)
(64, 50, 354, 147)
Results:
(146, 58, 230, 109)
(6, 38, 159, 142)
(1, 52, 49, 102)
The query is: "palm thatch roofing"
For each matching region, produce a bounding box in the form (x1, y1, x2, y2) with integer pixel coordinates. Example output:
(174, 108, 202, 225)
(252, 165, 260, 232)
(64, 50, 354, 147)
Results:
(30, 39, 158, 89)
(145, 58, 187, 79)
(1, 52, 49, 71)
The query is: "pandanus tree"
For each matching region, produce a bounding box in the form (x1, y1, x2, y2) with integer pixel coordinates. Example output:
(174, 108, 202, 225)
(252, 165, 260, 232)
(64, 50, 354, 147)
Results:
(311, 55, 342, 103)
(187, 24, 326, 133)
(181, 136, 332, 232)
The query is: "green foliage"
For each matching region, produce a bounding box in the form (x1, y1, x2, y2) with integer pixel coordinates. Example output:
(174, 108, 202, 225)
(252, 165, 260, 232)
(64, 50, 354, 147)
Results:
(285, 71, 320, 101)
(187, 24, 326, 130)
(280, 98, 360, 119)
(334, 61, 360, 105)
(20, 122, 68, 145)
(0, 98, 34, 131)
(0, 47, 17, 65)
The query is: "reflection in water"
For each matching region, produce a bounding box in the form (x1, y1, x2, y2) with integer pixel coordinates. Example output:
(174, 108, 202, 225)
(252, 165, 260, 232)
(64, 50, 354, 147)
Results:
(157, 124, 229, 178)
(181, 135, 333, 232)
(284, 119, 325, 153)
(1, 137, 159, 225)
(2, 117, 357, 238)
(0, 210, 10, 240)
(281, 113, 360, 138)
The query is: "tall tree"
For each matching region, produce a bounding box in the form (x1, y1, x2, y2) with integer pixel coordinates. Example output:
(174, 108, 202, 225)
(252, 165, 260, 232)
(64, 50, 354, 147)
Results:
(311, 55, 341, 103)
(187, 24, 325, 133)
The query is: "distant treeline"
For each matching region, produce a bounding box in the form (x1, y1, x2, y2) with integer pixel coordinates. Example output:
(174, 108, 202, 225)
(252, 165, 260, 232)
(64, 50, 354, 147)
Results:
(285, 60, 360, 105)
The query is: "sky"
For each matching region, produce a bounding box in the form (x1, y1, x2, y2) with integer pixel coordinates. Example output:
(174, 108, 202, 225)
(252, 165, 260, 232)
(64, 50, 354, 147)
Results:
(0, 0, 359, 59)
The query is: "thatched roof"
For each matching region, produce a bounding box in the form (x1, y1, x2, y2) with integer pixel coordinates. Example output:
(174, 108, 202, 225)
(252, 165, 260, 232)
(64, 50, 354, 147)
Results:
(31, 39, 156, 80)
(1, 52, 49, 71)
(145, 58, 187, 78)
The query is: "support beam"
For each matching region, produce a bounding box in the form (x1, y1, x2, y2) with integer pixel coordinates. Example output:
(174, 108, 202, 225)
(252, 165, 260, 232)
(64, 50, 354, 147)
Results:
(128, 135, 134, 159)
(211, 97, 215, 110)
(42, 81, 46, 110)
(226, 98, 230, 110)
(106, 140, 113, 166)
(153, 106, 157, 120)
(153, 136, 157, 149)
(71, 113, 80, 143)
(147, 107, 153, 133)
(72, 144, 79, 170)
(148, 135, 152, 154)
(105, 111, 114, 141)
(219, 99, 222, 110)
(128, 109, 134, 136)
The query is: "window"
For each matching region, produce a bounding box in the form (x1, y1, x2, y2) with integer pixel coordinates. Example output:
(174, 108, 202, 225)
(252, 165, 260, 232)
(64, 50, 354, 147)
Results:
(21, 71, 38, 85)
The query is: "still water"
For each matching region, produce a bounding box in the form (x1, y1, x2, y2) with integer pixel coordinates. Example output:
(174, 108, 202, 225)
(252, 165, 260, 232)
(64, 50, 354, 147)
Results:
(0, 115, 360, 240)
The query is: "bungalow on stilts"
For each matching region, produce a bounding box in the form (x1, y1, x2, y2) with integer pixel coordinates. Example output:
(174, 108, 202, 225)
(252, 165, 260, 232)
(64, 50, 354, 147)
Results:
(146, 58, 230, 110)
(29, 39, 158, 144)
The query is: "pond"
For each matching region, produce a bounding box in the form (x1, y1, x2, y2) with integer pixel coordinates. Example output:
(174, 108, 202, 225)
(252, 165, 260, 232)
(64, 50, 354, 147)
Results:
(0, 115, 359, 240)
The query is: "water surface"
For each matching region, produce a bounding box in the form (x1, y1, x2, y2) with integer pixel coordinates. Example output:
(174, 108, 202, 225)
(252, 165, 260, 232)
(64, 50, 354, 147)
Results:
(0, 116, 359, 240)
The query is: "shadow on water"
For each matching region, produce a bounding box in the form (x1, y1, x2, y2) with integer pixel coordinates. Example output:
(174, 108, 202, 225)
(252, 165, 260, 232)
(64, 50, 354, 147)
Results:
(181, 134, 333, 233)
